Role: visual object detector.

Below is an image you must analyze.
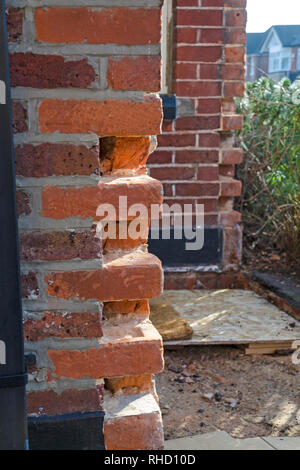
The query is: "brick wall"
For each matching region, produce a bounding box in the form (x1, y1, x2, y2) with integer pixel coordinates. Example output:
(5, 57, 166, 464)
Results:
(149, 0, 246, 274)
(7, 1, 164, 450)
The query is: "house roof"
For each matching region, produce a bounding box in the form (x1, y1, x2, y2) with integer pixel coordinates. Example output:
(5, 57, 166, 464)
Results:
(247, 32, 266, 54)
(247, 25, 300, 55)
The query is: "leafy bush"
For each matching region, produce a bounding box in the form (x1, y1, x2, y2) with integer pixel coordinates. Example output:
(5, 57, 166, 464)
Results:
(236, 77, 300, 263)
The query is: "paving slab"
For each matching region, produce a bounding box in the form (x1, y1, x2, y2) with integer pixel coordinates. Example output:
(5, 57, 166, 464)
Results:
(165, 432, 240, 450)
(231, 438, 273, 450)
(262, 437, 300, 450)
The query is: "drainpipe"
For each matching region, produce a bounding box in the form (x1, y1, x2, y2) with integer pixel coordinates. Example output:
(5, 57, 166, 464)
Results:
(0, 0, 27, 449)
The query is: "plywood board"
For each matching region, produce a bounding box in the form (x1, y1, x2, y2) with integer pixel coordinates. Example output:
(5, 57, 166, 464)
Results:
(158, 290, 300, 347)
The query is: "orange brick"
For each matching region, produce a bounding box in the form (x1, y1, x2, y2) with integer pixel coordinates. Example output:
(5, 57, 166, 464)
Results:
(35, 7, 161, 45)
(103, 300, 150, 318)
(45, 252, 163, 301)
(42, 175, 163, 220)
(100, 136, 152, 174)
(48, 322, 164, 379)
(38, 98, 162, 136)
(105, 375, 152, 394)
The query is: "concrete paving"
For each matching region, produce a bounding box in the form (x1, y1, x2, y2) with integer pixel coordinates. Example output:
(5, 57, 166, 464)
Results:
(164, 432, 300, 450)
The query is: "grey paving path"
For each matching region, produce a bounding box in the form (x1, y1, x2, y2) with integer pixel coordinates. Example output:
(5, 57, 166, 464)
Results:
(164, 432, 300, 450)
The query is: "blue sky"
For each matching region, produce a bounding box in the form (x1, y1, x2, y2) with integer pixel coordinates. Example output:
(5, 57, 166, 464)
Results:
(247, 0, 300, 32)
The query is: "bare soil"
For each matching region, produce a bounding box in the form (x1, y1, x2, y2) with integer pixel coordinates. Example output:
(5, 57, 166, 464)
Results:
(156, 346, 300, 440)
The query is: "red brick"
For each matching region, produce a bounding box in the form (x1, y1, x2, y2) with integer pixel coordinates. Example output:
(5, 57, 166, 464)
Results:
(197, 98, 221, 113)
(21, 272, 39, 299)
(175, 183, 219, 197)
(148, 151, 172, 164)
(219, 165, 235, 177)
(220, 148, 244, 164)
(15, 143, 100, 177)
(177, 45, 222, 62)
(200, 28, 224, 44)
(224, 0, 247, 6)
(225, 9, 247, 27)
(105, 375, 152, 394)
(175, 63, 198, 80)
(6, 8, 23, 42)
(197, 166, 219, 181)
(150, 166, 195, 181)
(105, 407, 163, 451)
(222, 114, 243, 130)
(45, 252, 163, 302)
(102, 221, 148, 253)
(176, 28, 197, 44)
(198, 132, 220, 147)
(175, 81, 221, 97)
(225, 46, 245, 63)
(35, 7, 161, 45)
(222, 64, 245, 80)
(23, 312, 102, 342)
(223, 81, 245, 97)
(202, 0, 224, 5)
(220, 179, 242, 196)
(176, 150, 218, 163)
(220, 210, 242, 227)
(16, 190, 31, 216)
(20, 230, 101, 261)
(27, 387, 104, 417)
(38, 98, 162, 136)
(42, 175, 162, 220)
(224, 28, 246, 45)
(177, 0, 198, 5)
(199, 64, 221, 80)
(175, 116, 220, 130)
(158, 134, 195, 147)
(10, 54, 96, 88)
(12, 101, 27, 133)
(48, 322, 163, 378)
(177, 9, 223, 26)
(107, 57, 161, 92)
(163, 183, 173, 197)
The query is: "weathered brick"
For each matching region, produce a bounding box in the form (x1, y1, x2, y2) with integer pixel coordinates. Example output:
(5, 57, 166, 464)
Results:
(19, 230, 101, 261)
(12, 101, 27, 133)
(16, 190, 31, 216)
(15, 143, 100, 177)
(103, 300, 150, 318)
(105, 375, 152, 394)
(27, 387, 104, 417)
(102, 221, 148, 253)
(220, 179, 242, 197)
(10, 54, 96, 88)
(6, 8, 23, 42)
(223, 81, 245, 97)
(46, 252, 163, 302)
(42, 175, 163, 220)
(220, 148, 244, 164)
(48, 322, 163, 378)
(23, 312, 102, 342)
(107, 57, 161, 92)
(148, 151, 172, 164)
(21, 272, 39, 299)
(100, 137, 152, 174)
(225, 45, 245, 63)
(222, 114, 243, 130)
(35, 7, 161, 45)
(38, 98, 162, 136)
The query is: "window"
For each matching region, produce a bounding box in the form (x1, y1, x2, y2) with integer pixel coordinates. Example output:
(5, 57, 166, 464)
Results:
(269, 50, 291, 73)
(161, 0, 173, 93)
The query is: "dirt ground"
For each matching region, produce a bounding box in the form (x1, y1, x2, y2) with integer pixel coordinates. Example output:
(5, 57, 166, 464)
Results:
(156, 346, 300, 440)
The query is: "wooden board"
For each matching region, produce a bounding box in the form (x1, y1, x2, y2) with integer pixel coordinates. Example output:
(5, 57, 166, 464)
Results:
(159, 290, 300, 351)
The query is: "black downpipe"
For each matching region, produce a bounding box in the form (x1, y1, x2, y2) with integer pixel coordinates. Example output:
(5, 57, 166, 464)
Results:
(0, 0, 27, 449)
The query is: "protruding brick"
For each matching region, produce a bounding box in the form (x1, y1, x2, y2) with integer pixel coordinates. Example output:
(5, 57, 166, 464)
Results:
(38, 98, 162, 136)
(100, 137, 152, 174)
(10, 54, 96, 88)
(48, 321, 164, 378)
(104, 393, 164, 450)
(23, 312, 102, 341)
(35, 7, 161, 45)
(107, 57, 161, 92)
(42, 175, 163, 220)
(45, 252, 163, 302)
(15, 143, 100, 177)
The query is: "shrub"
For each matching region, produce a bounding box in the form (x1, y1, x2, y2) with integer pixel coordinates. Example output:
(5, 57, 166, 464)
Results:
(236, 77, 300, 263)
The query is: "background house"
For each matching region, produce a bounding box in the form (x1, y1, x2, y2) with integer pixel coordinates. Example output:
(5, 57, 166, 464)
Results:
(246, 25, 300, 82)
